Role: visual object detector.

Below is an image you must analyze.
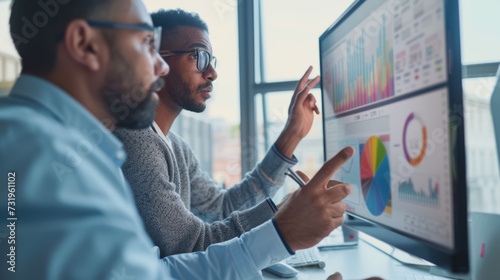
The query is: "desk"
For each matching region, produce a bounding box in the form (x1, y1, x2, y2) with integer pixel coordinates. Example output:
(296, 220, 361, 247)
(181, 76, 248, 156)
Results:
(263, 232, 441, 280)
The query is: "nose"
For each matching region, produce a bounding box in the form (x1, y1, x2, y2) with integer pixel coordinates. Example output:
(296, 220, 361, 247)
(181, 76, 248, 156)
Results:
(155, 52, 170, 77)
(203, 63, 218, 81)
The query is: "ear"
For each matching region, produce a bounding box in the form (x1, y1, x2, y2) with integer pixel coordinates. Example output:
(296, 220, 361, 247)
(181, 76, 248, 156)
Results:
(63, 19, 105, 72)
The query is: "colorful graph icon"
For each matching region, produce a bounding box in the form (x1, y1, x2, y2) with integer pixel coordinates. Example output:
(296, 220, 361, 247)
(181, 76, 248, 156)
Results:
(360, 136, 391, 216)
(341, 158, 354, 173)
(403, 113, 427, 166)
(338, 138, 362, 205)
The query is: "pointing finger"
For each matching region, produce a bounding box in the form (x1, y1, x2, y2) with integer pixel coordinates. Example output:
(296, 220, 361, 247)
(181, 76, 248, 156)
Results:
(306, 146, 355, 189)
(289, 67, 314, 113)
(296, 66, 313, 93)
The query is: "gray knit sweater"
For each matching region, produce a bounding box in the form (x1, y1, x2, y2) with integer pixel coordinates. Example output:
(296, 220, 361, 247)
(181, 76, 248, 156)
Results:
(113, 126, 296, 258)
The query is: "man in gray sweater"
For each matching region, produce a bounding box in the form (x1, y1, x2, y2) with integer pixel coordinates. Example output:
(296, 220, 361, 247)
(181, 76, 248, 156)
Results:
(113, 9, 321, 258)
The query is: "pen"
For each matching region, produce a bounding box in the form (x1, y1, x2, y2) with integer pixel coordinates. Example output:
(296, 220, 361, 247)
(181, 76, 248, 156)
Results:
(285, 167, 306, 187)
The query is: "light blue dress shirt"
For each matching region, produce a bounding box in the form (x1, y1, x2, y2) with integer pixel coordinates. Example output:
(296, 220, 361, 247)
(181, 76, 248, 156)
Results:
(0, 75, 290, 280)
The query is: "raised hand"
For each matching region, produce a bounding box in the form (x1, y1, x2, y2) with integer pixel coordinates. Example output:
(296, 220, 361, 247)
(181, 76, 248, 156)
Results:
(274, 146, 354, 252)
(275, 66, 321, 158)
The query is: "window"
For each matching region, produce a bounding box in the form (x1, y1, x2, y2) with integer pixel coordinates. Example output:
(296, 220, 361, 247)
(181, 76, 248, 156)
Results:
(460, 0, 500, 64)
(463, 77, 500, 213)
(459, 0, 500, 213)
(260, 0, 354, 82)
(0, 1, 21, 96)
(0, 2, 18, 58)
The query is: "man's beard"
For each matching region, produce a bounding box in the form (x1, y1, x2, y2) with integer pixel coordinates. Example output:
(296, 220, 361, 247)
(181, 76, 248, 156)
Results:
(101, 50, 164, 129)
(169, 80, 211, 113)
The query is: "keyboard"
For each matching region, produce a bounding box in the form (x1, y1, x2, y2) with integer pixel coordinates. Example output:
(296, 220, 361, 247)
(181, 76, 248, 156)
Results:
(285, 247, 326, 268)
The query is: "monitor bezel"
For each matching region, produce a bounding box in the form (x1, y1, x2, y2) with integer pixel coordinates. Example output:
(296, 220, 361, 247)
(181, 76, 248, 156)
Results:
(319, 0, 469, 273)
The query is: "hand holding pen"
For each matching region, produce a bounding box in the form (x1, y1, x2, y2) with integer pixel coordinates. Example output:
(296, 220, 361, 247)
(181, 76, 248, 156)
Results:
(283, 164, 357, 251)
(274, 146, 354, 251)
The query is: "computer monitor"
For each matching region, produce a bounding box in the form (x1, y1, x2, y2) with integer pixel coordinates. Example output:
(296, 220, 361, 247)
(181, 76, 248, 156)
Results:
(319, 0, 468, 273)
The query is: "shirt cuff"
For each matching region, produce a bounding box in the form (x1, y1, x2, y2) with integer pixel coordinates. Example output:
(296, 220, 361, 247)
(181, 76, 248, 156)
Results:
(271, 218, 295, 255)
(241, 219, 292, 271)
(266, 197, 278, 213)
(271, 144, 298, 164)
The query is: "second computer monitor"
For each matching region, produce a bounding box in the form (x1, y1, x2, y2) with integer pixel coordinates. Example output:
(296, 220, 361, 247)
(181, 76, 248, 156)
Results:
(320, 0, 468, 273)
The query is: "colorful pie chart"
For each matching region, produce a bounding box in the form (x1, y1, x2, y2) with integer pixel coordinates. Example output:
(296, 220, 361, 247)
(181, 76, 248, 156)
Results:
(360, 136, 391, 216)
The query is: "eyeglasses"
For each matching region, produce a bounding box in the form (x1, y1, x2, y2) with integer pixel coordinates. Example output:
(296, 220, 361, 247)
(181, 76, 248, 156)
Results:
(86, 21, 162, 52)
(159, 48, 217, 72)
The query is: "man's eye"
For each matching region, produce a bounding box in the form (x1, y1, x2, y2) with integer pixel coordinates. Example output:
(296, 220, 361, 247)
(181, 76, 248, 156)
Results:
(191, 54, 199, 59)
(146, 37, 155, 47)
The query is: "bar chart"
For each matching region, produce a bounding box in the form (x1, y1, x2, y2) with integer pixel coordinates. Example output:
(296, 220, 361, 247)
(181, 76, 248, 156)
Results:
(398, 177, 439, 207)
(332, 15, 395, 113)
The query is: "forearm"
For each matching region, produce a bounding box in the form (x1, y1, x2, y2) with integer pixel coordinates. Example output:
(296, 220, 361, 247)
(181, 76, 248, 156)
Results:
(159, 220, 291, 280)
(193, 146, 296, 220)
(148, 199, 275, 257)
(274, 128, 302, 159)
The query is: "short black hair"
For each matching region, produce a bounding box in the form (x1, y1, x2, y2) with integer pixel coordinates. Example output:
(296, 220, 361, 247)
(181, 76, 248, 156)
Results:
(151, 9, 208, 34)
(9, 0, 114, 75)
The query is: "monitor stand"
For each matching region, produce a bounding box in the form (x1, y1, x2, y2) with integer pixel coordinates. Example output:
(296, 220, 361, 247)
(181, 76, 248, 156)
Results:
(360, 232, 432, 267)
(343, 219, 433, 267)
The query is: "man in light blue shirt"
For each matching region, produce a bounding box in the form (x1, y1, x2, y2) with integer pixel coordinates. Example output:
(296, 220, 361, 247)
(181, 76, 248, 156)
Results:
(0, 0, 357, 279)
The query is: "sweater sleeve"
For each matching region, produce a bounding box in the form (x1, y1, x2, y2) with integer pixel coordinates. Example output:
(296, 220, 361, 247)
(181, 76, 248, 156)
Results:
(114, 128, 279, 257)
(170, 133, 297, 222)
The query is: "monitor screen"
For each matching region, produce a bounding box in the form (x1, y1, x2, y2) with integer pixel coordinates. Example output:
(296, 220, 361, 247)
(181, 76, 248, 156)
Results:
(320, 0, 468, 273)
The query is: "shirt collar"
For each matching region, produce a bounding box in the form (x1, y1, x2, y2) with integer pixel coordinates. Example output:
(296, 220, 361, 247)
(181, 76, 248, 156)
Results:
(151, 121, 173, 149)
(9, 74, 126, 166)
